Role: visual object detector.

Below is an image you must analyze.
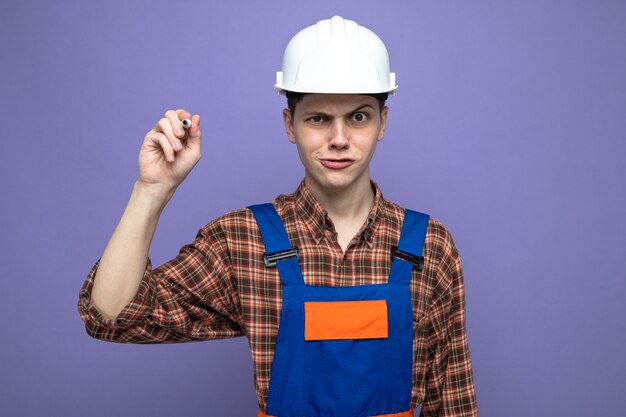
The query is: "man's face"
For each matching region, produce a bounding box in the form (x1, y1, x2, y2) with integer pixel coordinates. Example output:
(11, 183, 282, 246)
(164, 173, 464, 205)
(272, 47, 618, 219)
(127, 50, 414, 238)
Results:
(283, 94, 388, 195)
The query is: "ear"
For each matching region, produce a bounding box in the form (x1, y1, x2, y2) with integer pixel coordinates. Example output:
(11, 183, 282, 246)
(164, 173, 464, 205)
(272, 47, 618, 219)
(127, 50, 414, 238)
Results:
(377, 106, 388, 141)
(283, 109, 297, 144)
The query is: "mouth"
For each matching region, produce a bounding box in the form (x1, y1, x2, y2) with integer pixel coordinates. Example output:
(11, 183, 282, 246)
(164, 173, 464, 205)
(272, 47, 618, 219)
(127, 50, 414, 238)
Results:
(319, 158, 355, 169)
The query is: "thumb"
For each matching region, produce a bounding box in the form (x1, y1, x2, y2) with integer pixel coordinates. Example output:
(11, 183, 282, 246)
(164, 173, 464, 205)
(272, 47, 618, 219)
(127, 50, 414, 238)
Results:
(187, 114, 201, 142)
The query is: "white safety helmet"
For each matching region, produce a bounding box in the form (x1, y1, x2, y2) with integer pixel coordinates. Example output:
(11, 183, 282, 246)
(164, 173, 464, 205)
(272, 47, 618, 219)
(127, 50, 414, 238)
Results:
(275, 16, 397, 96)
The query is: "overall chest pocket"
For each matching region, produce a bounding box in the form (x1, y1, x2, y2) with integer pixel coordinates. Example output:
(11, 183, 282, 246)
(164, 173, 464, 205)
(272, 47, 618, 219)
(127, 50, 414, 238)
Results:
(303, 300, 389, 416)
(304, 300, 388, 341)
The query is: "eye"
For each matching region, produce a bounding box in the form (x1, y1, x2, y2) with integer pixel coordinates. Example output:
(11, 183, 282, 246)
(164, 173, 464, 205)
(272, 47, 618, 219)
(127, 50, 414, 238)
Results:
(307, 115, 324, 124)
(351, 112, 368, 122)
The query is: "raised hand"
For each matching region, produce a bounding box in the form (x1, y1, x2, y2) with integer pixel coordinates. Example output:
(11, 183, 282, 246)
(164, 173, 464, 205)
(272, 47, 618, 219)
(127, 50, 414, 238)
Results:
(138, 109, 202, 192)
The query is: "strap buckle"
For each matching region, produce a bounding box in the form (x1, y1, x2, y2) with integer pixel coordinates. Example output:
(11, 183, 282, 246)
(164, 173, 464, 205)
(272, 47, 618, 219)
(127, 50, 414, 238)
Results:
(263, 246, 300, 268)
(391, 246, 424, 271)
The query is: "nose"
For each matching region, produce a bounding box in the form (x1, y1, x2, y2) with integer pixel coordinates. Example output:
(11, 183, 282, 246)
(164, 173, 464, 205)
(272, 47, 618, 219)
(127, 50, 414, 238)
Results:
(328, 120, 349, 150)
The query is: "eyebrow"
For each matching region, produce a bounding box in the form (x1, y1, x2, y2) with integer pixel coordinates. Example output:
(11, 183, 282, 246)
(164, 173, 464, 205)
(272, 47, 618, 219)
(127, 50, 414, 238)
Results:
(301, 104, 375, 118)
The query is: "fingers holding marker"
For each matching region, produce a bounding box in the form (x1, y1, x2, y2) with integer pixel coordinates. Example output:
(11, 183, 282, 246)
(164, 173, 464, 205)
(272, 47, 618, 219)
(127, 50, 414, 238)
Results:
(179, 114, 201, 150)
(155, 116, 183, 152)
(154, 110, 200, 160)
(174, 109, 191, 136)
(163, 109, 187, 139)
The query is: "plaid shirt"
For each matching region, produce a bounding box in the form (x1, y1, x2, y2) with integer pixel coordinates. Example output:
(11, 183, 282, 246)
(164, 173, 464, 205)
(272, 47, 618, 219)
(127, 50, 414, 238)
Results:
(78, 180, 478, 416)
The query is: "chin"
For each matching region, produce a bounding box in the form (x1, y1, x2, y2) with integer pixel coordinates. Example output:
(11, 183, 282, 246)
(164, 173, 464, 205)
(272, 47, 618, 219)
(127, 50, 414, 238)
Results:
(312, 174, 361, 193)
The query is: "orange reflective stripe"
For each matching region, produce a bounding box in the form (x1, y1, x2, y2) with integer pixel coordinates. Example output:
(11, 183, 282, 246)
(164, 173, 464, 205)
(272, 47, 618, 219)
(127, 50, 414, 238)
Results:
(304, 300, 388, 341)
(258, 409, 413, 417)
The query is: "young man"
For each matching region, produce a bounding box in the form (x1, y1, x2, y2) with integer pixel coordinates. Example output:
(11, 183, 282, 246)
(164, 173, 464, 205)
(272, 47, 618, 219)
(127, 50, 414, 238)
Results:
(78, 16, 478, 417)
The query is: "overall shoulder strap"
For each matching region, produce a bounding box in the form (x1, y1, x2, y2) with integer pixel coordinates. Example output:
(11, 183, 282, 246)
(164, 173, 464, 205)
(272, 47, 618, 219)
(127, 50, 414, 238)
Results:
(389, 209, 430, 286)
(247, 203, 304, 286)
(397, 209, 430, 260)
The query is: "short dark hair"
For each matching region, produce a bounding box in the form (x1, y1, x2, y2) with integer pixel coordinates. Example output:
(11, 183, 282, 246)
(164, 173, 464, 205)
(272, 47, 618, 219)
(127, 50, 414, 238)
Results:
(286, 91, 388, 114)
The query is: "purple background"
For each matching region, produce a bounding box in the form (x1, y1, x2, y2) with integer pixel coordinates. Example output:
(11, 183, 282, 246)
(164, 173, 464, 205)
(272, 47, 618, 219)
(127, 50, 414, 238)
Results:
(1, 1, 625, 416)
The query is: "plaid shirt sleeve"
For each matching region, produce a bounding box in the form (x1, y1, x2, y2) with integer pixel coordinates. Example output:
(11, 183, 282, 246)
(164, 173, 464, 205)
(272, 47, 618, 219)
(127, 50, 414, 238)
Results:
(77, 220, 245, 343)
(420, 227, 478, 416)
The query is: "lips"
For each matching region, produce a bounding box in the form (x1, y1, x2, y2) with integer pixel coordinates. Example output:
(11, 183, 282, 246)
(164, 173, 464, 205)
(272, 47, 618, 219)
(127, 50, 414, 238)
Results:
(319, 158, 354, 169)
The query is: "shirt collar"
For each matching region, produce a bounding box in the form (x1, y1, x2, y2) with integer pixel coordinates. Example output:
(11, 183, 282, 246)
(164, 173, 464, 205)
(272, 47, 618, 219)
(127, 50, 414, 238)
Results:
(293, 179, 383, 247)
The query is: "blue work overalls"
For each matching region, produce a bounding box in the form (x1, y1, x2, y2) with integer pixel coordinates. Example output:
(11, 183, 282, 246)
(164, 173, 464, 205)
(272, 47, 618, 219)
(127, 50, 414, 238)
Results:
(248, 203, 429, 417)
